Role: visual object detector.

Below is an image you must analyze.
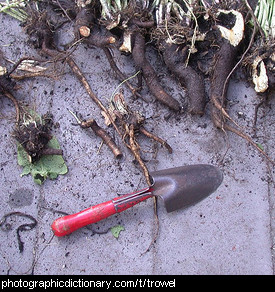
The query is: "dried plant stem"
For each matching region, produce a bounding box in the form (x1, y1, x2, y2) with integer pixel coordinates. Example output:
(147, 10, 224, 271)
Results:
(103, 47, 142, 99)
(128, 125, 160, 253)
(10, 72, 56, 80)
(140, 127, 172, 153)
(42, 148, 63, 156)
(65, 56, 123, 138)
(78, 116, 123, 159)
(128, 124, 151, 186)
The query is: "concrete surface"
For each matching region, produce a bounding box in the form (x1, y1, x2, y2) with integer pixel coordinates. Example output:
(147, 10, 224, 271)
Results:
(0, 12, 274, 275)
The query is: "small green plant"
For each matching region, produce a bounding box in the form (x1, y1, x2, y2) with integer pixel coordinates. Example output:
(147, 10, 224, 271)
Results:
(254, 0, 274, 39)
(0, 0, 29, 22)
(17, 136, 68, 185)
(111, 225, 125, 239)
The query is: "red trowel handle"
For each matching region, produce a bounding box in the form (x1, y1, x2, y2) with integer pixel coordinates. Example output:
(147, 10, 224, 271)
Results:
(51, 188, 153, 237)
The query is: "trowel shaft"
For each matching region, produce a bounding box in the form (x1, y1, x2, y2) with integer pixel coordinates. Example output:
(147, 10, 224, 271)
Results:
(51, 188, 153, 237)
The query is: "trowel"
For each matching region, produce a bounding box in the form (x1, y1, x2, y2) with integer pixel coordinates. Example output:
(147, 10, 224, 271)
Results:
(51, 164, 223, 236)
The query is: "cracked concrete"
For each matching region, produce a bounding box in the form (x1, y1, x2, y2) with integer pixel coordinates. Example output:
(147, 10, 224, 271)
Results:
(0, 12, 274, 275)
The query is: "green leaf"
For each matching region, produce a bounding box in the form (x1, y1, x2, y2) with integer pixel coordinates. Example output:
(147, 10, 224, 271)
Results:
(17, 136, 68, 184)
(256, 143, 264, 151)
(0, 1, 29, 22)
(111, 225, 125, 239)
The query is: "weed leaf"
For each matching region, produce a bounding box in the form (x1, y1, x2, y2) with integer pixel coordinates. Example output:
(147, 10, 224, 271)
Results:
(17, 136, 68, 184)
(111, 225, 125, 239)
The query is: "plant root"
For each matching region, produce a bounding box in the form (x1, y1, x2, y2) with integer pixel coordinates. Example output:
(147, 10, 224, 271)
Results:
(129, 123, 160, 253)
(1, 90, 20, 124)
(65, 56, 123, 138)
(13, 118, 53, 163)
(214, 110, 274, 165)
(108, 89, 172, 181)
(103, 47, 143, 99)
(74, 3, 94, 38)
(86, 28, 116, 47)
(0, 63, 20, 123)
(41, 148, 63, 156)
(73, 4, 116, 47)
(81, 118, 123, 159)
(211, 40, 274, 165)
(1, 49, 62, 162)
(140, 127, 172, 154)
(128, 124, 151, 186)
(253, 94, 266, 133)
(132, 31, 181, 111)
(69, 110, 123, 159)
(162, 42, 206, 115)
(210, 40, 238, 111)
(23, 8, 124, 161)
